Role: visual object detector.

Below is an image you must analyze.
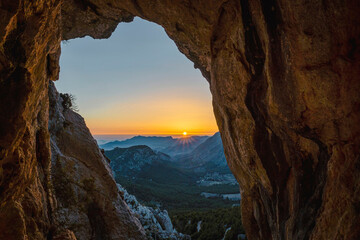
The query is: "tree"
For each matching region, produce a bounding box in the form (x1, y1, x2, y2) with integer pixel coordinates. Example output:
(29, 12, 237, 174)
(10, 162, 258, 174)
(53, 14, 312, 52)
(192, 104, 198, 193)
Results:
(60, 93, 79, 112)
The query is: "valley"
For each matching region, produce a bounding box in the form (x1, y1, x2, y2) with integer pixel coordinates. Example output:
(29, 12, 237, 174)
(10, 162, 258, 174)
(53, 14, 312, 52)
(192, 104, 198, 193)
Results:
(99, 133, 245, 239)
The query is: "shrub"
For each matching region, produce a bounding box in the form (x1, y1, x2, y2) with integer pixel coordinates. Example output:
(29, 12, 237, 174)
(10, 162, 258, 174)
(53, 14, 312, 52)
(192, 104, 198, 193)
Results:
(60, 93, 78, 112)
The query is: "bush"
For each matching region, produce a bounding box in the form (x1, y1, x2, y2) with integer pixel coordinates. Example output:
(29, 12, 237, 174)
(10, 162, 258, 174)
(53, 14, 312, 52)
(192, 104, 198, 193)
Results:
(60, 93, 78, 112)
(171, 207, 245, 240)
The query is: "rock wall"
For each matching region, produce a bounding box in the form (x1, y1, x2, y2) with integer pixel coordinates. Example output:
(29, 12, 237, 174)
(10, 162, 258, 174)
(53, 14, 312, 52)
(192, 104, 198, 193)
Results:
(117, 184, 189, 240)
(0, 0, 359, 239)
(49, 82, 146, 239)
(0, 1, 61, 239)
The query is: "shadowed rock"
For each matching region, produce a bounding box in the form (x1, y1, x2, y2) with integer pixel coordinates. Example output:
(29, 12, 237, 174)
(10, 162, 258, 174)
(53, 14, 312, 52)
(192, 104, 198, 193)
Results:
(0, 0, 359, 239)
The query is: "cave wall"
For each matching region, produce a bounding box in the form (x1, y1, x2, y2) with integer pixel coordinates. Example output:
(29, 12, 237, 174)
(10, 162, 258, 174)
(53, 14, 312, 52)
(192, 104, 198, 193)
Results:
(0, 1, 60, 239)
(0, 0, 359, 239)
(48, 82, 146, 239)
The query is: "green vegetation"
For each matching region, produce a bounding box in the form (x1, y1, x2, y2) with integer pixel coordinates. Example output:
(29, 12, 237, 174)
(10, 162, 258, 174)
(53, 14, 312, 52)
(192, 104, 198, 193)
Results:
(60, 93, 78, 112)
(108, 144, 245, 239)
(115, 175, 239, 214)
(171, 207, 246, 240)
(116, 174, 245, 239)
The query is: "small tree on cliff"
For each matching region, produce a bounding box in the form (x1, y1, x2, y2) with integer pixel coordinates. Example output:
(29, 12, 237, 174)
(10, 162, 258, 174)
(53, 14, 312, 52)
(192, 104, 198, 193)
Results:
(60, 93, 79, 112)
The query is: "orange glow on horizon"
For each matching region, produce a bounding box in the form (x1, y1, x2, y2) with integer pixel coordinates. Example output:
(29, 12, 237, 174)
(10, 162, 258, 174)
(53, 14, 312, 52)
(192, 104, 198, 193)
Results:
(90, 130, 217, 136)
(57, 18, 219, 139)
(83, 96, 219, 136)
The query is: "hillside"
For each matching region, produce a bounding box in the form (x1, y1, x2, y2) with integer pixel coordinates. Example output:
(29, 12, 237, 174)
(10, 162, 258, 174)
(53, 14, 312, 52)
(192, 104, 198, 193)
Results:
(162, 136, 210, 156)
(100, 135, 209, 156)
(104, 141, 239, 214)
(174, 132, 229, 174)
(101, 136, 176, 151)
(107, 145, 196, 185)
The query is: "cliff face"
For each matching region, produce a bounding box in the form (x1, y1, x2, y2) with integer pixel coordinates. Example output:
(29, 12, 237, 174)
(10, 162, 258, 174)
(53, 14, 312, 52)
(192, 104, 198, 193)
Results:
(0, 1, 61, 239)
(48, 82, 146, 239)
(0, 0, 359, 240)
(117, 184, 190, 240)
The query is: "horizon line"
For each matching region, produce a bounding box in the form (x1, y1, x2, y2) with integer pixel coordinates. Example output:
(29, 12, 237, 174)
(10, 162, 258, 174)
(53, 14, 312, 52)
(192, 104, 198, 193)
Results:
(92, 132, 217, 136)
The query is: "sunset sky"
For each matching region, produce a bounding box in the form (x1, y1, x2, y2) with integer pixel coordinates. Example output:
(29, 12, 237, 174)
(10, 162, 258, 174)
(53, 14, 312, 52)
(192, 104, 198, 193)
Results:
(57, 17, 218, 136)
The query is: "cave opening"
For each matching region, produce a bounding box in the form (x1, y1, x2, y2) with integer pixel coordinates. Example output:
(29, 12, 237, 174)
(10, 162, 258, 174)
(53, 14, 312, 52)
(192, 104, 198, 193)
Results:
(54, 17, 244, 239)
(1, 1, 359, 239)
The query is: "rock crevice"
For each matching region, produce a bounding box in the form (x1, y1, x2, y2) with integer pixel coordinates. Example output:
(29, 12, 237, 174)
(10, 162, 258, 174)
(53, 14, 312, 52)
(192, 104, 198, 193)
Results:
(0, 0, 359, 239)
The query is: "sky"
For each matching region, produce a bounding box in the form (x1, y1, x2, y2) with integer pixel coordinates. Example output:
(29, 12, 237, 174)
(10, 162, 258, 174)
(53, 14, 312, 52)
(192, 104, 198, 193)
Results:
(57, 17, 218, 136)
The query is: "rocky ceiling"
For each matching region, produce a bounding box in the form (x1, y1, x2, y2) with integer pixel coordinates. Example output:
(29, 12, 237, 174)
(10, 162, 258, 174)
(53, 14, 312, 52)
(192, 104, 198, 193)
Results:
(0, 0, 359, 239)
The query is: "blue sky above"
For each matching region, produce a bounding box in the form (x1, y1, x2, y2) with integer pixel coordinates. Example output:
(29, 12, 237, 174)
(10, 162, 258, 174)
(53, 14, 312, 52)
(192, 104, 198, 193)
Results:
(56, 17, 217, 135)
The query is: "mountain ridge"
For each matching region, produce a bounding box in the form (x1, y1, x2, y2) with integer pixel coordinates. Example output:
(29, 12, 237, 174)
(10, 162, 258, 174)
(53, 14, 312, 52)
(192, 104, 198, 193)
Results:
(100, 135, 209, 156)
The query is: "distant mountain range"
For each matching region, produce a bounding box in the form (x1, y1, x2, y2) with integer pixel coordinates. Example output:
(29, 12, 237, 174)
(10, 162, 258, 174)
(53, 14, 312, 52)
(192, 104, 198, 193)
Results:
(100, 135, 209, 156)
(107, 145, 196, 185)
(107, 145, 170, 175)
(104, 132, 236, 186)
(103, 133, 240, 238)
(103, 132, 238, 215)
(162, 136, 210, 156)
(101, 136, 175, 150)
(174, 132, 228, 172)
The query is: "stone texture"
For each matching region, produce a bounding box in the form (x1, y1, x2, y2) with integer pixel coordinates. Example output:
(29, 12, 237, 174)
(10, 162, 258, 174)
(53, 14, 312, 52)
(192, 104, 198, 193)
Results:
(53, 230, 77, 240)
(0, 0, 359, 239)
(49, 82, 146, 240)
(117, 184, 190, 240)
(0, 1, 61, 239)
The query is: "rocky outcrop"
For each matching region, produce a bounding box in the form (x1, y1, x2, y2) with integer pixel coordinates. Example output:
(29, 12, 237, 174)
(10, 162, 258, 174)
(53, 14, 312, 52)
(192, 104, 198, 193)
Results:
(48, 82, 146, 239)
(106, 145, 171, 177)
(117, 184, 190, 240)
(0, 0, 359, 239)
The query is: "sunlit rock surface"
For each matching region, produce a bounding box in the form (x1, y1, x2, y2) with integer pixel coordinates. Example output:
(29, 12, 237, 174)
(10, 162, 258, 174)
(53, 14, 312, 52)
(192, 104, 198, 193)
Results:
(0, 0, 359, 239)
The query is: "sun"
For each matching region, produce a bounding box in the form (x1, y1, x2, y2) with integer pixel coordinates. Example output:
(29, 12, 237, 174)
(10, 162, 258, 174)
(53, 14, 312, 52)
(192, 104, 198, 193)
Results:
(182, 131, 187, 136)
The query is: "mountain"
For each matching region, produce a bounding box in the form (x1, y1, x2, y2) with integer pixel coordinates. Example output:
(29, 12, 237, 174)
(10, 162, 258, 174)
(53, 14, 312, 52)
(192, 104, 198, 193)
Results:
(101, 136, 175, 151)
(100, 135, 209, 156)
(104, 135, 239, 213)
(162, 136, 209, 156)
(107, 145, 195, 185)
(107, 145, 171, 174)
(105, 132, 234, 185)
(174, 132, 228, 173)
(187, 132, 227, 167)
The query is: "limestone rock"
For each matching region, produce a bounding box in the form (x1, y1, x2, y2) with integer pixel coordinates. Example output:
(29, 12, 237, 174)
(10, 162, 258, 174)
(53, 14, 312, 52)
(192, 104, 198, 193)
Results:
(49, 82, 146, 240)
(117, 184, 190, 240)
(60, 1, 360, 239)
(0, 0, 359, 239)
(0, 1, 61, 239)
(53, 230, 77, 240)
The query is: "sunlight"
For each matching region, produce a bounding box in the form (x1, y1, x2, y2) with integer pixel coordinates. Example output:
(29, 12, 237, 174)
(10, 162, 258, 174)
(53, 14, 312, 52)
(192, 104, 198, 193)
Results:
(57, 18, 218, 136)
(55, 17, 239, 240)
